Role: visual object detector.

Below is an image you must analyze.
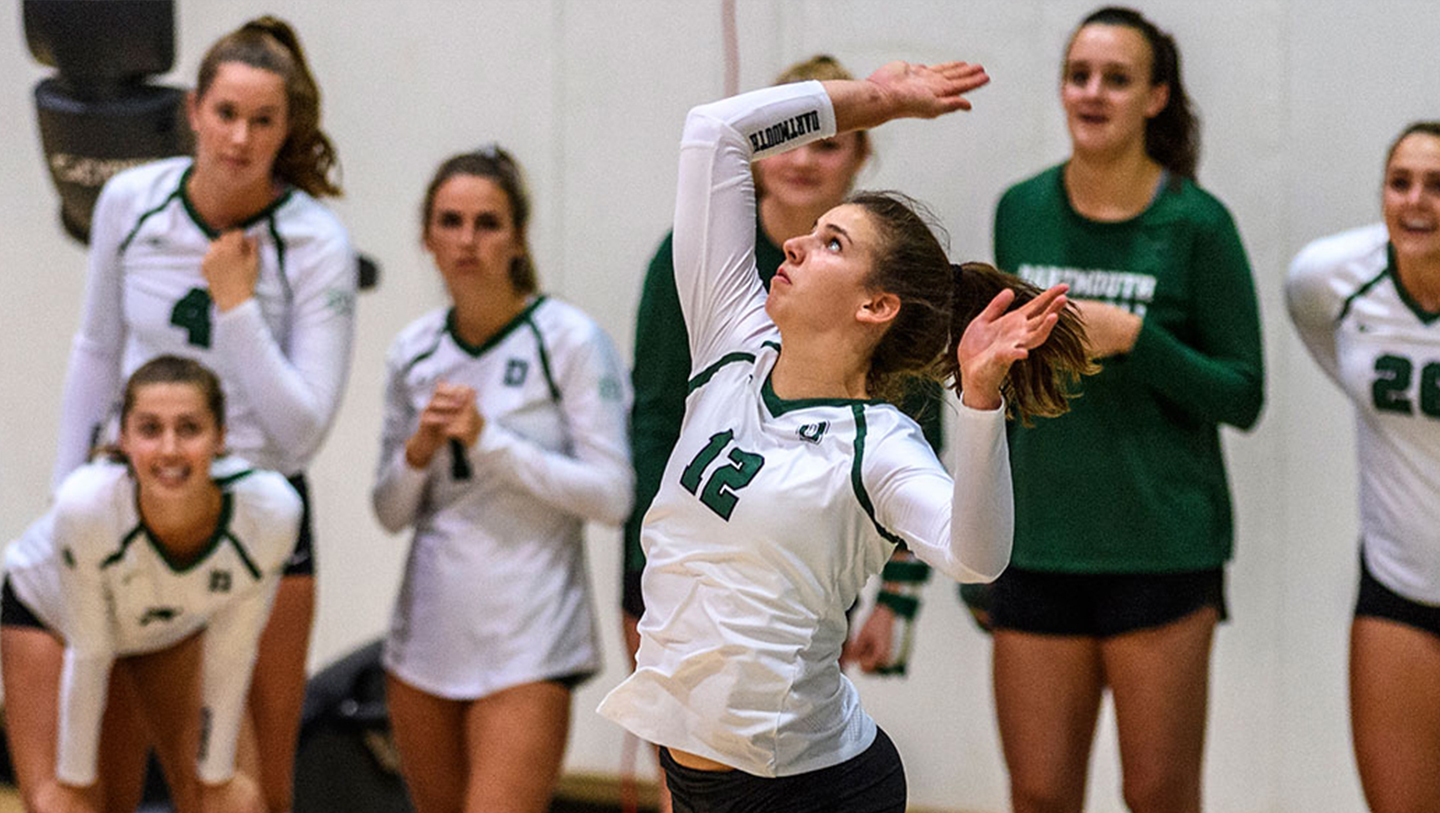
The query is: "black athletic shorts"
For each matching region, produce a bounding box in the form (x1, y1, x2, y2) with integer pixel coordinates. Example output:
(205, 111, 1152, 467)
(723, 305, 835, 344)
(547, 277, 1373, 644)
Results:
(0, 577, 50, 632)
(622, 567, 645, 619)
(660, 727, 906, 813)
(283, 473, 316, 577)
(989, 565, 1227, 638)
(1355, 550, 1440, 639)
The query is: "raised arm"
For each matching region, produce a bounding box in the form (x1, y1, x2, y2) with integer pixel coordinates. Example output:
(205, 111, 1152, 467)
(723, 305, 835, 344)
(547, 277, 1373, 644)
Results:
(866, 403, 1012, 584)
(673, 61, 989, 368)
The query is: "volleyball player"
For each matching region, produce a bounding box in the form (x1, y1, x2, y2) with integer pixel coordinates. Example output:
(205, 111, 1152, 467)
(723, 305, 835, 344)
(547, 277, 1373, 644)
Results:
(50, 18, 354, 812)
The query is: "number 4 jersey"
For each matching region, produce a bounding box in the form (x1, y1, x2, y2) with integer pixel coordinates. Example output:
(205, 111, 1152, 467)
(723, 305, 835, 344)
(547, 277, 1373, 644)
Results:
(1288, 222, 1440, 605)
(54, 157, 356, 484)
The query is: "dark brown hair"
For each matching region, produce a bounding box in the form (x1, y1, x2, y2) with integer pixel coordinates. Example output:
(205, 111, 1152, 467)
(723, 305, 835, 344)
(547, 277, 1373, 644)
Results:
(1386, 121, 1440, 167)
(421, 146, 537, 295)
(851, 191, 1095, 425)
(121, 355, 226, 431)
(1071, 6, 1199, 180)
(196, 16, 342, 197)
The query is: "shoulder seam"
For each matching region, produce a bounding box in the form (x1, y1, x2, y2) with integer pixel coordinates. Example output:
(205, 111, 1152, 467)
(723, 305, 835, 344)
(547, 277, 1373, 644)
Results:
(1336, 267, 1391, 324)
(687, 351, 756, 395)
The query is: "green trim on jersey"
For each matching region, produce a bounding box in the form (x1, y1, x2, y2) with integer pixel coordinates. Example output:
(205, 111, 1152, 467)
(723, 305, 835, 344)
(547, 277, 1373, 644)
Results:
(524, 316, 563, 402)
(762, 372, 881, 418)
(221, 530, 263, 581)
(848, 404, 905, 547)
(1385, 244, 1440, 325)
(101, 525, 147, 570)
(687, 352, 756, 394)
(446, 296, 547, 357)
(118, 190, 183, 253)
(399, 328, 446, 377)
(101, 493, 236, 574)
(141, 492, 235, 574)
(267, 214, 292, 303)
(212, 467, 257, 488)
(176, 166, 295, 240)
(1337, 263, 1392, 324)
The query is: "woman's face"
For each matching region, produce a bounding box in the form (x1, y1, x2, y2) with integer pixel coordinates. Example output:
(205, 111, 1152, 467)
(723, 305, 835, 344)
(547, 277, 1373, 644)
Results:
(424, 174, 525, 295)
(1061, 24, 1168, 160)
(767, 203, 884, 333)
(755, 133, 868, 214)
(1383, 132, 1440, 264)
(120, 382, 224, 500)
(188, 61, 290, 191)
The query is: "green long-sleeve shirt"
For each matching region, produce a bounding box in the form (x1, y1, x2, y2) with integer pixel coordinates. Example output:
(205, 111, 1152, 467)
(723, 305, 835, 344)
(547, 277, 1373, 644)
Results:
(994, 165, 1264, 573)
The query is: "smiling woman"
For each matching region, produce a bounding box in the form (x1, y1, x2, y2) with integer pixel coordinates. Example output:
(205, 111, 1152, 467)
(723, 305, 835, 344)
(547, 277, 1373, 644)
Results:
(3, 356, 301, 813)
(49, 16, 355, 813)
(1287, 121, 1440, 813)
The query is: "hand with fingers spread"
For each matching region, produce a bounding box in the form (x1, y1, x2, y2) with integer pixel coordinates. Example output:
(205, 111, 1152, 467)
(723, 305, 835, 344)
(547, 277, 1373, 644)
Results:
(868, 60, 990, 118)
(404, 380, 484, 469)
(957, 284, 1071, 410)
(202, 230, 261, 312)
(828, 60, 990, 133)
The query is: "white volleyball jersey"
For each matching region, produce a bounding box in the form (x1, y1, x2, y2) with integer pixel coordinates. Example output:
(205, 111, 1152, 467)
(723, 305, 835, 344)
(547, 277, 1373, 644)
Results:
(54, 157, 356, 483)
(373, 297, 632, 699)
(597, 82, 1013, 778)
(5, 458, 300, 785)
(1288, 223, 1440, 604)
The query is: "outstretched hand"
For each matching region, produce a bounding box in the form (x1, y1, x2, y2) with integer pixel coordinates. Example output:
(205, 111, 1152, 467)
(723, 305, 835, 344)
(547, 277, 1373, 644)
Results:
(828, 60, 990, 133)
(867, 60, 990, 118)
(957, 284, 1070, 410)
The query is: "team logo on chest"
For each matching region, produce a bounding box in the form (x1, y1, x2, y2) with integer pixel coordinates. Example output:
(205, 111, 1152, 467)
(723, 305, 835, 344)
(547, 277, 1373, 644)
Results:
(209, 570, 233, 593)
(797, 421, 829, 444)
(139, 606, 182, 626)
(504, 358, 530, 386)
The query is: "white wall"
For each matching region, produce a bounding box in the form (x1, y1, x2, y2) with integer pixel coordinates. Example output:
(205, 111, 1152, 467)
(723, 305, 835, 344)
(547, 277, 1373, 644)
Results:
(2, 2, 1435, 810)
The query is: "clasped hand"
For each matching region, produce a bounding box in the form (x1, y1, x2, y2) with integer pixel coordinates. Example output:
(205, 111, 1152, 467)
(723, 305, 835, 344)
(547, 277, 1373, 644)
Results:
(202, 231, 260, 313)
(404, 381, 484, 469)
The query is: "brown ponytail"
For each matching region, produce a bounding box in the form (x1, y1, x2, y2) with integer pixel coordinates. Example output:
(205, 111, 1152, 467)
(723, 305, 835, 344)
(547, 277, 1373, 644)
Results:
(946, 263, 1095, 425)
(196, 16, 342, 198)
(851, 191, 1094, 424)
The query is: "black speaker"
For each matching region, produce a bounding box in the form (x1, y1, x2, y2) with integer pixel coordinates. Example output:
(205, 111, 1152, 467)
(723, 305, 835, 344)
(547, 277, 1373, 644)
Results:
(24, 0, 189, 243)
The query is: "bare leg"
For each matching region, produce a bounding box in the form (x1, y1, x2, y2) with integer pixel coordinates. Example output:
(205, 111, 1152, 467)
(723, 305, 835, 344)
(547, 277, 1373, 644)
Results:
(462, 681, 570, 813)
(118, 631, 205, 813)
(993, 630, 1104, 813)
(1350, 616, 1440, 813)
(248, 575, 314, 813)
(1102, 607, 1216, 813)
(386, 673, 466, 813)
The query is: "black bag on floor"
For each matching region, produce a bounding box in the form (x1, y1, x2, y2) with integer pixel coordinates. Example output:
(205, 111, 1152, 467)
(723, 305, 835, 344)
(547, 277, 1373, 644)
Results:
(294, 640, 412, 813)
